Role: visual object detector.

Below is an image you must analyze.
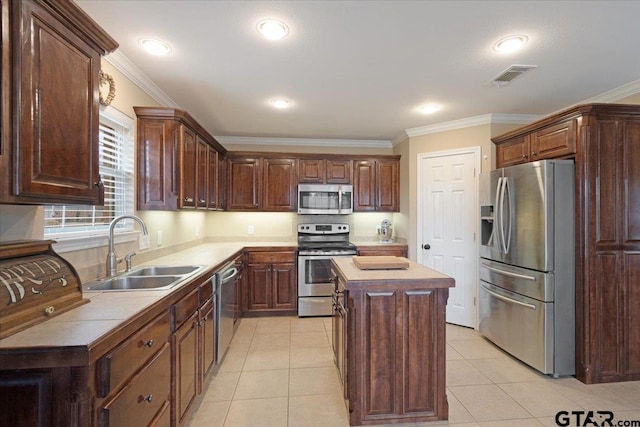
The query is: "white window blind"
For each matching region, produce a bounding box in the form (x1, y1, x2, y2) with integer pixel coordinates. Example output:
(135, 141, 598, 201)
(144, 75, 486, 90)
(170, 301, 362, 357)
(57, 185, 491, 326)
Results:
(44, 108, 135, 236)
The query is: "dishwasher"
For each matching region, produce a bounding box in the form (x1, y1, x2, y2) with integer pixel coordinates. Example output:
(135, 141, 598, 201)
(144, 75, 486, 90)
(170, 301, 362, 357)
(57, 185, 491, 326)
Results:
(216, 260, 238, 364)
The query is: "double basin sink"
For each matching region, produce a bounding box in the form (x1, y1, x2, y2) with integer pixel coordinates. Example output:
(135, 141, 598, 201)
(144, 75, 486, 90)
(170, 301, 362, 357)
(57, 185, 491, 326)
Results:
(84, 265, 207, 292)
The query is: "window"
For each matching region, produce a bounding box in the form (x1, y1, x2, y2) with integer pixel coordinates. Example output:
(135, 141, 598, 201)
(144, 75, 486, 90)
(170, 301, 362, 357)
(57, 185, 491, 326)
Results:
(44, 107, 135, 238)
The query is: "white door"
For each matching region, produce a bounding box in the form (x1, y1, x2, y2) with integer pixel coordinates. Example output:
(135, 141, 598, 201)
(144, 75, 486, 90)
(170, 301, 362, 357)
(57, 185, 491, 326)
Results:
(417, 148, 479, 327)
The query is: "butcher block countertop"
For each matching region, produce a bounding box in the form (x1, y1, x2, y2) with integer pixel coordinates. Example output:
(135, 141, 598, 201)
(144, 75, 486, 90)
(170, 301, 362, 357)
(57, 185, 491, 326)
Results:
(331, 257, 454, 289)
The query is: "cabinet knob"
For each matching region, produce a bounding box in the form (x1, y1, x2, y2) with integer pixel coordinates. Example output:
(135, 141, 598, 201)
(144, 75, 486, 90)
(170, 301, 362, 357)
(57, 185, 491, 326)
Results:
(521, 155, 527, 159)
(142, 394, 154, 403)
(422, 244, 431, 250)
(531, 152, 537, 156)
(199, 199, 206, 204)
(94, 181, 104, 188)
(143, 339, 154, 348)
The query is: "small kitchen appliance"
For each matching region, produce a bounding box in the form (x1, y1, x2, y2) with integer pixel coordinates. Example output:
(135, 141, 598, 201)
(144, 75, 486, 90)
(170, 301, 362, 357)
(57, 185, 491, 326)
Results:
(377, 219, 393, 243)
(297, 223, 357, 316)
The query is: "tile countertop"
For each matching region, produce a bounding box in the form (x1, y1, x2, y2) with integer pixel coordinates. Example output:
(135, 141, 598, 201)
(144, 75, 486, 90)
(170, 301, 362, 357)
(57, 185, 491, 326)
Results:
(0, 240, 407, 351)
(0, 241, 292, 351)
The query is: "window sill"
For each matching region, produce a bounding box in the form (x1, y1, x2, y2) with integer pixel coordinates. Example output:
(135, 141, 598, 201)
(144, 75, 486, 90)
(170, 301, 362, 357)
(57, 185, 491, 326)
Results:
(49, 230, 140, 253)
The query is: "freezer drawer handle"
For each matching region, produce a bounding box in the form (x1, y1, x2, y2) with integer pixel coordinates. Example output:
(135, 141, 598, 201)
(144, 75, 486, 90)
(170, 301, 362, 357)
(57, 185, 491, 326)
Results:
(482, 285, 537, 310)
(481, 263, 536, 282)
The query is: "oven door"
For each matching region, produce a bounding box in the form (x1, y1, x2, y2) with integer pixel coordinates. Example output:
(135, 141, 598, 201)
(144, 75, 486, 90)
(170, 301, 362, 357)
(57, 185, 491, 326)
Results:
(298, 254, 341, 296)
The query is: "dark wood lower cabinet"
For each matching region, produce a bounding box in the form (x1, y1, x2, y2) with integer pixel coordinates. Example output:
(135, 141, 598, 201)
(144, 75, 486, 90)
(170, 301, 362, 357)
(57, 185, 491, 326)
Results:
(332, 258, 452, 425)
(173, 311, 199, 425)
(244, 249, 297, 315)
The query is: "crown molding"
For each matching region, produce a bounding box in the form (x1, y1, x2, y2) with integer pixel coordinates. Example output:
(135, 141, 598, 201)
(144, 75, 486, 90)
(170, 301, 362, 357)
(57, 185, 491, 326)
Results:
(215, 136, 392, 149)
(571, 79, 640, 105)
(103, 50, 179, 108)
(404, 113, 542, 139)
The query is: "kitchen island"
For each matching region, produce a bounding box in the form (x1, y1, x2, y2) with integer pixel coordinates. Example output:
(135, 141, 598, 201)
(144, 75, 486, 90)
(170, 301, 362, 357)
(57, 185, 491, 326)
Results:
(331, 257, 454, 426)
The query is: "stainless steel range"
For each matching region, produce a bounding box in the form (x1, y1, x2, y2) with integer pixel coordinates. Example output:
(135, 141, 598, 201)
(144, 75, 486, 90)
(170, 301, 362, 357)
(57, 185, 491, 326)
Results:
(297, 223, 357, 317)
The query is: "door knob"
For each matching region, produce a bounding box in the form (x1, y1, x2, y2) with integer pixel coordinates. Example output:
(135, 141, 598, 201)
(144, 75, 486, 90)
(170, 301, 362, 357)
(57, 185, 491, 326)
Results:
(422, 244, 431, 250)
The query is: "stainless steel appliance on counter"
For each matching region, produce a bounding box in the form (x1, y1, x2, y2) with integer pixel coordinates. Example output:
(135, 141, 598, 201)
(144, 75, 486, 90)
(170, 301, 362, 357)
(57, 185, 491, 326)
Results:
(297, 184, 353, 214)
(297, 223, 357, 316)
(479, 159, 575, 377)
(215, 260, 238, 364)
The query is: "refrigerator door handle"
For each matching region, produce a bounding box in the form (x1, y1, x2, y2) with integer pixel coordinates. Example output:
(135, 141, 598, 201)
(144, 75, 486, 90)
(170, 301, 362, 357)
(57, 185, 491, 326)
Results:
(503, 177, 513, 254)
(495, 177, 503, 253)
(498, 177, 507, 254)
(482, 285, 537, 310)
(481, 262, 537, 281)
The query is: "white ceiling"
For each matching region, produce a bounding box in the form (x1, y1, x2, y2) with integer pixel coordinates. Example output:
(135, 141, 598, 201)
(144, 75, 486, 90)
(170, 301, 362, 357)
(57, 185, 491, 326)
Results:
(76, 0, 640, 144)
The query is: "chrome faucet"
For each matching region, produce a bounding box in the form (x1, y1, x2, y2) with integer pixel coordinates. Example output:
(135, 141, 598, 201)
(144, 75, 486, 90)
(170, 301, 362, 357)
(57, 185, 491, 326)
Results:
(106, 215, 149, 277)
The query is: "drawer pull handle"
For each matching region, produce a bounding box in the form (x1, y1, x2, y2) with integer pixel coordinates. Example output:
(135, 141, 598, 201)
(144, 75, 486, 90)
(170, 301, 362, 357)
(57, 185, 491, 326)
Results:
(144, 339, 154, 348)
(184, 197, 194, 202)
(143, 394, 154, 403)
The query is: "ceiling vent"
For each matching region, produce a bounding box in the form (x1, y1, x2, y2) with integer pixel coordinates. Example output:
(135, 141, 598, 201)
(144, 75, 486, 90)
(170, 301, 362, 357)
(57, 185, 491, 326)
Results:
(489, 64, 537, 87)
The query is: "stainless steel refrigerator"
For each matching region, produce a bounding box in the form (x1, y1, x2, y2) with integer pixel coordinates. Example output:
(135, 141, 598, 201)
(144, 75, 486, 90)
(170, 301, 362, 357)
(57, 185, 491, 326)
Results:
(479, 159, 575, 377)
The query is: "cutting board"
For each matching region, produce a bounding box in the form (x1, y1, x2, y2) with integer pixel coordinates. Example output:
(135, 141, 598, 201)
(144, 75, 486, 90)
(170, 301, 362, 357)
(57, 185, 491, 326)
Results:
(352, 256, 410, 270)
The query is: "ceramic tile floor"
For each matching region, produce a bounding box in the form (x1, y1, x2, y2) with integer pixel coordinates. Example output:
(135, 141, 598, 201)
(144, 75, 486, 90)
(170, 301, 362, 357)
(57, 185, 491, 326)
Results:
(186, 317, 640, 427)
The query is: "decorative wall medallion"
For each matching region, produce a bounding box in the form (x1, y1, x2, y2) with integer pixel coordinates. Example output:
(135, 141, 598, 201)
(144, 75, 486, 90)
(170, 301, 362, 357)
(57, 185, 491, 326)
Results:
(99, 70, 116, 106)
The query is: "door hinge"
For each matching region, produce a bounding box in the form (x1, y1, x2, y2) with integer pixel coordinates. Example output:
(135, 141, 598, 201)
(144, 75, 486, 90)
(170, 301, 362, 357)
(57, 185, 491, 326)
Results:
(473, 232, 476, 242)
(473, 296, 477, 306)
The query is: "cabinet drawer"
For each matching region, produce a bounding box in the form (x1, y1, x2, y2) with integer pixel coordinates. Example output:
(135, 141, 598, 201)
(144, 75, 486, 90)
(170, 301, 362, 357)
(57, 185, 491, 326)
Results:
(247, 251, 296, 264)
(200, 277, 214, 303)
(100, 344, 171, 427)
(173, 288, 199, 329)
(98, 312, 170, 397)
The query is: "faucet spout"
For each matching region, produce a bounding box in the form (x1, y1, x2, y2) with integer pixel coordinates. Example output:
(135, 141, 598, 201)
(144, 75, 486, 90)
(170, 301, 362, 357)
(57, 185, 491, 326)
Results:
(106, 215, 149, 277)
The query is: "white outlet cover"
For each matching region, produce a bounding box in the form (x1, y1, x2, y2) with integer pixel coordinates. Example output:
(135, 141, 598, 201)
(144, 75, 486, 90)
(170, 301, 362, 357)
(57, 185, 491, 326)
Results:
(248, 225, 255, 235)
(139, 234, 150, 250)
(157, 230, 163, 246)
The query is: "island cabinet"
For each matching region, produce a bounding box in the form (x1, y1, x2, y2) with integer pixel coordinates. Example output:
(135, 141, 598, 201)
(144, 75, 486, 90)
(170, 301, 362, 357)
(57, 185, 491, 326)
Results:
(134, 107, 227, 211)
(492, 103, 640, 384)
(0, 0, 118, 205)
(171, 273, 217, 426)
(353, 157, 400, 212)
(244, 248, 297, 315)
(298, 158, 351, 184)
(331, 257, 454, 426)
(226, 154, 297, 211)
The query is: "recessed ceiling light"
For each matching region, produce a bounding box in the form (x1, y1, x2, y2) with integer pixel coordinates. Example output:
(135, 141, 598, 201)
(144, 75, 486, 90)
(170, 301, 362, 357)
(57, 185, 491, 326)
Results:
(417, 104, 441, 114)
(257, 19, 289, 40)
(139, 38, 172, 56)
(270, 98, 291, 109)
(493, 35, 528, 53)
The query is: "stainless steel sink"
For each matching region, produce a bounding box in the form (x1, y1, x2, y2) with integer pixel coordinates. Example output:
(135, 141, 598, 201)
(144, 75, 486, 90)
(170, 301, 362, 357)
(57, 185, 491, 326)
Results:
(84, 265, 207, 292)
(86, 275, 183, 291)
(128, 265, 202, 276)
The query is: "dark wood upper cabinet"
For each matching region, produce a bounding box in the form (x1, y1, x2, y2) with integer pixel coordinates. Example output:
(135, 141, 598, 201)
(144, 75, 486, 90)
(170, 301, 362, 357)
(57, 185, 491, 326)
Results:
(263, 158, 296, 211)
(227, 157, 261, 211)
(492, 103, 640, 384)
(496, 135, 530, 167)
(353, 157, 400, 212)
(134, 107, 226, 211)
(298, 158, 351, 184)
(207, 146, 220, 210)
(1, 0, 118, 205)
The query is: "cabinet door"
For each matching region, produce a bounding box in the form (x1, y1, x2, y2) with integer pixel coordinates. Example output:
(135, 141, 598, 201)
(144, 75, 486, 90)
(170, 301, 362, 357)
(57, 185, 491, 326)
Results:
(530, 120, 576, 161)
(272, 262, 297, 309)
(263, 158, 297, 211)
(326, 159, 351, 184)
(173, 312, 199, 425)
(354, 160, 376, 211)
(207, 147, 219, 210)
(496, 135, 530, 168)
(247, 264, 271, 310)
(196, 138, 208, 209)
(298, 159, 325, 183)
(200, 297, 216, 383)
(376, 159, 399, 211)
(137, 118, 178, 210)
(179, 126, 197, 208)
(14, 1, 102, 204)
(227, 158, 260, 210)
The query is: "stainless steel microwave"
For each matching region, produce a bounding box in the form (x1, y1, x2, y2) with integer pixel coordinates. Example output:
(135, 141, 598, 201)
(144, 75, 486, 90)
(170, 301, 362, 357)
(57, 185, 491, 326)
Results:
(297, 184, 353, 214)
